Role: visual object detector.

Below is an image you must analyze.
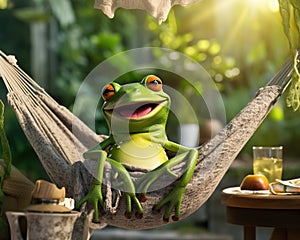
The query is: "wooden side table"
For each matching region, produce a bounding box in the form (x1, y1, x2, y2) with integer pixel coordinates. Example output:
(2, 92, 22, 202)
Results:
(221, 187, 300, 240)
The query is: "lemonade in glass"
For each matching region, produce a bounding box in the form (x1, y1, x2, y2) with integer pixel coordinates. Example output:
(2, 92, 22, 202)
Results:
(253, 146, 283, 183)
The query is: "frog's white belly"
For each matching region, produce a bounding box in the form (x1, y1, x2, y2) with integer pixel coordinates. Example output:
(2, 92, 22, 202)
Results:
(109, 140, 168, 170)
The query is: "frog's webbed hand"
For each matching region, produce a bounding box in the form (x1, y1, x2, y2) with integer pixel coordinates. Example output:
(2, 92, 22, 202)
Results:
(107, 159, 143, 219)
(76, 178, 104, 222)
(155, 147, 198, 222)
(76, 148, 107, 223)
(140, 142, 198, 222)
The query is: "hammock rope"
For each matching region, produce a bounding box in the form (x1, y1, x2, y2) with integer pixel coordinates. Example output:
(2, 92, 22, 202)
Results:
(0, 49, 298, 230)
(0, 50, 103, 191)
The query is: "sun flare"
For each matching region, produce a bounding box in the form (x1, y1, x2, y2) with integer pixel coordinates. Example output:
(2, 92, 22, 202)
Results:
(247, 0, 279, 12)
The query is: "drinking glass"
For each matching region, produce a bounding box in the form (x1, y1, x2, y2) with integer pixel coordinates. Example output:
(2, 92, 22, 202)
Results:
(253, 146, 283, 183)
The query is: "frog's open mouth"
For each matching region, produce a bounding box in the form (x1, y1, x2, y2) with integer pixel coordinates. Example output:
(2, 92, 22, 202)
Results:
(108, 102, 163, 119)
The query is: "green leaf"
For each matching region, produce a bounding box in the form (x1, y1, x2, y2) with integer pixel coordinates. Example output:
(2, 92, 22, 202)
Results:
(0, 101, 3, 130)
(0, 100, 11, 178)
(291, 0, 300, 9)
(278, 0, 290, 36)
(278, 0, 300, 111)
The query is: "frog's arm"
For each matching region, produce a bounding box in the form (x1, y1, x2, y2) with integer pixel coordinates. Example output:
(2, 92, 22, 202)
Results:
(163, 141, 198, 187)
(83, 136, 115, 159)
(106, 158, 143, 219)
(137, 140, 198, 222)
(155, 141, 198, 221)
(76, 136, 115, 222)
(78, 136, 143, 221)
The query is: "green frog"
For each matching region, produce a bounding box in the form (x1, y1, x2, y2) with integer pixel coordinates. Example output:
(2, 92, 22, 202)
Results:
(77, 75, 198, 223)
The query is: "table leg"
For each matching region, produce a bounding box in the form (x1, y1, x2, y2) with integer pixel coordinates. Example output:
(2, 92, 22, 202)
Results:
(244, 226, 255, 240)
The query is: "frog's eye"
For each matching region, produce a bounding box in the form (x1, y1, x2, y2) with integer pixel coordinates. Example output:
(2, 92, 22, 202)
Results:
(145, 75, 163, 92)
(102, 83, 115, 101)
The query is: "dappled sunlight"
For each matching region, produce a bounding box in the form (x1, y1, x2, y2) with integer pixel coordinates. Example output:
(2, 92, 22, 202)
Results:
(246, 0, 279, 13)
(220, 6, 248, 56)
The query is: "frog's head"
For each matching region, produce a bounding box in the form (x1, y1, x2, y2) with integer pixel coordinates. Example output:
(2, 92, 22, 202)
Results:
(101, 75, 170, 133)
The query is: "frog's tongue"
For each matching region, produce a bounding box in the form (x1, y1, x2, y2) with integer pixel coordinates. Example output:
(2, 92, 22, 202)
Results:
(117, 104, 155, 119)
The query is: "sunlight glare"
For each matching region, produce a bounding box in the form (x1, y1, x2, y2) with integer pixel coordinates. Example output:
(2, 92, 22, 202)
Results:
(247, 0, 267, 6)
(247, 0, 279, 12)
(268, 0, 279, 12)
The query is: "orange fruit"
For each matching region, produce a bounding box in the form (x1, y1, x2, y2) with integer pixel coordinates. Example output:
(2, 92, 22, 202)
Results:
(240, 174, 269, 190)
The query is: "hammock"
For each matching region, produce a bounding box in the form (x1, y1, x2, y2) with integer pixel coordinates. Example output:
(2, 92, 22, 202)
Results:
(0, 50, 297, 230)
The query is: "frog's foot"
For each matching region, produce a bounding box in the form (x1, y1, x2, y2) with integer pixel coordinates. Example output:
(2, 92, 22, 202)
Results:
(76, 180, 104, 223)
(135, 176, 154, 203)
(137, 193, 147, 203)
(152, 186, 186, 223)
(124, 192, 143, 219)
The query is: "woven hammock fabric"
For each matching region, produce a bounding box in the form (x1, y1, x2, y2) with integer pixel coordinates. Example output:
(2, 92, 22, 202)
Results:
(94, 0, 200, 23)
(0, 51, 103, 191)
(0, 50, 296, 230)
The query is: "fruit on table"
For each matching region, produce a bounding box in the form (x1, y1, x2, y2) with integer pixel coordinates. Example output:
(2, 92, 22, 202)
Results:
(240, 174, 269, 190)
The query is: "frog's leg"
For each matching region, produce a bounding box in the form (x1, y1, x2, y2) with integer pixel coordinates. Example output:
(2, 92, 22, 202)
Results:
(76, 150, 107, 223)
(107, 158, 143, 219)
(137, 142, 198, 222)
(76, 138, 116, 222)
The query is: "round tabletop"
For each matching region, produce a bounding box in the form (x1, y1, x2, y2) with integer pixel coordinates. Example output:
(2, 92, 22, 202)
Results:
(221, 187, 300, 210)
